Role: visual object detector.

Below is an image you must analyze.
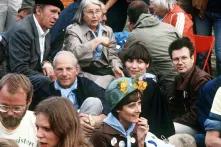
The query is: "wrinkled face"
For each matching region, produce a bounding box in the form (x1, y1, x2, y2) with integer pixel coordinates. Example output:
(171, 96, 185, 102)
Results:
(36, 5, 61, 31)
(36, 113, 59, 147)
(172, 47, 194, 74)
(83, 3, 102, 30)
(54, 57, 79, 89)
(125, 59, 149, 78)
(118, 98, 141, 125)
(0, 86, 28, 129)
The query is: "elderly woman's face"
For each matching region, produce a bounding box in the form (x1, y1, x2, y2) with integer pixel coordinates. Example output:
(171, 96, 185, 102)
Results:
(83, 3, 102, 30)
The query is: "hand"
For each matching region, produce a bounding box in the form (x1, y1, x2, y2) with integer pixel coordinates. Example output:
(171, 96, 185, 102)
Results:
(135, 117, 149, 144)
(113, 67, 124, 78)
(42, 61, 54, 79)
(100, 37, 111, 47)
(79, 113, 95, 137)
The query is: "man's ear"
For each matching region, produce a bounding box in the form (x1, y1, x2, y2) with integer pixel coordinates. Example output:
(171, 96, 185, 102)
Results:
(128, 21, 134, 32)
(27, 98, 32, 107)
(191, 54, 194, 62)
(76, 64, 81, 75)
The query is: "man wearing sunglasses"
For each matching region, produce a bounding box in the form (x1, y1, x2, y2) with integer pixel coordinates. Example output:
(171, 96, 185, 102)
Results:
(168, 37, 212, 137)
(0, 73, 37, 147)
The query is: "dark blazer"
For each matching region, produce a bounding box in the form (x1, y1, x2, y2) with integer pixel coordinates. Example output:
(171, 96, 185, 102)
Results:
(7, 15, 51, 77)
(31, 76, 110, 114)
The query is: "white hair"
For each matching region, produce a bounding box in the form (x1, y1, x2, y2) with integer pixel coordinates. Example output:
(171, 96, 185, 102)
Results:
(73, 0, 102, 24)
(150, 0, 176, 10)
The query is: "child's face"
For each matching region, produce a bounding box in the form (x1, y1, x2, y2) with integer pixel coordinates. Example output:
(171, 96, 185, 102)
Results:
(118, 98, 141, 125)
(125, 59, 149, 78)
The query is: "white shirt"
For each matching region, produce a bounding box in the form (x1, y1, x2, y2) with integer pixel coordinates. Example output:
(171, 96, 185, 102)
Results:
(33, 15, 49, 63)
(0, 111, 37, 147)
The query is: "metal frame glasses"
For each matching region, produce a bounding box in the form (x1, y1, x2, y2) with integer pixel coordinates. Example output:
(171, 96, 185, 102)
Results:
(172, 56, 190, 64)
(0, 104, 26, 114)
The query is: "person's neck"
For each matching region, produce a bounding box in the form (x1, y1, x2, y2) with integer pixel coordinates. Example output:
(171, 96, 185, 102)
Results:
(119, 118, 131, 131)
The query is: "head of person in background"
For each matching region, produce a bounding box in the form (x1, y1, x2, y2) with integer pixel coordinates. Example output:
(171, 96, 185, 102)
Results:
(100, 2, 107, 24)
(53, 50, 80, 89)
(16, 6, 33, 21)
(35, 97, 91, 147)
(34, 0, 64, 31)
(0, 138, 19, 147)
(127, 0, 149, 32)
(168, 37, 195, 74)
(121, 41, 152, 78)
(149, 0, 175, 18)
(0, 73, 33, 130)
(73, 0, 103, 31)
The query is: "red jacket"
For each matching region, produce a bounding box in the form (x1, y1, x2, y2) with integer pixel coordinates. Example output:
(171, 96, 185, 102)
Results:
(163, 4, 195, 59)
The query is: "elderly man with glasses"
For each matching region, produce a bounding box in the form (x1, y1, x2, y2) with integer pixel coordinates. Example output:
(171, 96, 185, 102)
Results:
(0, 73, 37, 147)
(168, 37, 212, 136)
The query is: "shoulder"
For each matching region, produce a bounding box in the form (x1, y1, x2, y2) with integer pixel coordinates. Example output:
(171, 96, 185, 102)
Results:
(66, 23, 81, 32)
(24, 111, 36, 122)
(8, 16, 34, 38)
(78, 77, 104, 90)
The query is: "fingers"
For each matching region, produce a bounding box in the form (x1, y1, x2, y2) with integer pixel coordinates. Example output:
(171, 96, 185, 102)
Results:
(136, 117, 149, 131)
(79, 113, 95, 137)
(113, 67, 124, 78)
(42, 62, 54, 77)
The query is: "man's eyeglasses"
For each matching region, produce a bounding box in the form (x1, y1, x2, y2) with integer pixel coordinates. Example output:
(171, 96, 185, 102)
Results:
(172, 56, 190, 64)
(0, 104, 26, 114)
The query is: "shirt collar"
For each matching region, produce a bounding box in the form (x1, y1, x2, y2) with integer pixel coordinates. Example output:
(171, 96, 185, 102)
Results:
(80, 22, 106, 36)
(33, 14, 49, 37)
(54, 78, 78, 91)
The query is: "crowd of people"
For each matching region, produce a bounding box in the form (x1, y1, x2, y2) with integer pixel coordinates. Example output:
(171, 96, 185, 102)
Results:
(0, 0, 221, 147)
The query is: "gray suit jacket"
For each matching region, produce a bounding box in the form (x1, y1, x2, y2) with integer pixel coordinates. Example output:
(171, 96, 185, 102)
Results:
(7, 15, 51, 77)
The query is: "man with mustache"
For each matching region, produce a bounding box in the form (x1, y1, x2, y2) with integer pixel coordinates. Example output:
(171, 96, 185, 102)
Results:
(6, 0, 64, 96)
(0, 73, 37, 147)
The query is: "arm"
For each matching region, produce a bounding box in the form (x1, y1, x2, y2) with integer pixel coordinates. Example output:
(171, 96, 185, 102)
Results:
(62, 25, 111, 62)
(135, 117, 149, 147)
(205, 88, 221, 147)
(105, 27, 123, 77)
(105, 0, 118, 11)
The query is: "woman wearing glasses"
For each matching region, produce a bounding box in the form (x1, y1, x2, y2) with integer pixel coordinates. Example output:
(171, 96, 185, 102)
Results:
(35, 97, 91, 147)
(62, 0, 123, 78)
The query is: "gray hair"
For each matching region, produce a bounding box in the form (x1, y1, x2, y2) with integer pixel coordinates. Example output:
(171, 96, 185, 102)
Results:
(150, 0, 176, 10)
(73, 0, 102, 24)
(53, 51, 78, 67)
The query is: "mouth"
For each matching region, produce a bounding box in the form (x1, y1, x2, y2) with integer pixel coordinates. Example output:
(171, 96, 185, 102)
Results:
(39, 142, 48, 147)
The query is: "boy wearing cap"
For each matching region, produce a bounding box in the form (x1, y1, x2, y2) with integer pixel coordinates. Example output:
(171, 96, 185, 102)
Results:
(6, 0, 63, 95)
(91, 77, 173, 147)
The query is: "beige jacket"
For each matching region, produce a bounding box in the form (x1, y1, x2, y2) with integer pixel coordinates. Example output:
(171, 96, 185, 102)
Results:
(62, 23, 122, 70)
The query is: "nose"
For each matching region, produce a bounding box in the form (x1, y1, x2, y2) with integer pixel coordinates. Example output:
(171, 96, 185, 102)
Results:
(61, 69, 67, 76)
(131, 61, 137, 68)
(7, 109, 14, 116)
(37, 128, 44, 138)
(136, 104, 141, 113)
